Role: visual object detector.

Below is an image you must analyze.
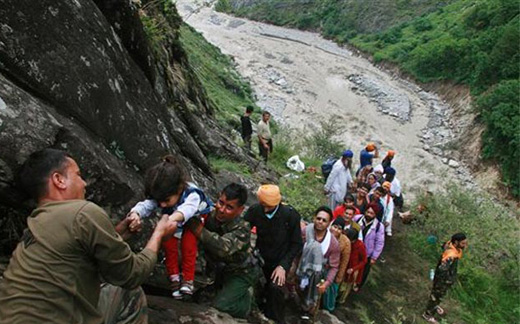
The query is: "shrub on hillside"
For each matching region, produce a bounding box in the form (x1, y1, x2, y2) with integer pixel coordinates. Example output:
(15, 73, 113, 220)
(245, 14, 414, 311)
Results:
(476, 79, 520, 196)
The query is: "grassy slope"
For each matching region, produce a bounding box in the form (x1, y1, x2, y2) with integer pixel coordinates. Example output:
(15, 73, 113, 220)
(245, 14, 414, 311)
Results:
(332, 187, 519, 324)
(179, 23, 257, 130)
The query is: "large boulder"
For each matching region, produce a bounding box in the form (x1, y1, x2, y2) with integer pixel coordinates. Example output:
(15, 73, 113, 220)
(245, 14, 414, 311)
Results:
(0, 0, 273, 254)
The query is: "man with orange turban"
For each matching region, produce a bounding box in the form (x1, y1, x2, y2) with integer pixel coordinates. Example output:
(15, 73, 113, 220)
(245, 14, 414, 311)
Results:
(244, 184, 303, 323)
(357, 142, 379, 176)
(382, 150, 395, 169)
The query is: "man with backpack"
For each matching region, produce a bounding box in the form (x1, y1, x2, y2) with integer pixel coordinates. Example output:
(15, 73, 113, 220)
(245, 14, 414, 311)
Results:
(324, 150, 354, 211)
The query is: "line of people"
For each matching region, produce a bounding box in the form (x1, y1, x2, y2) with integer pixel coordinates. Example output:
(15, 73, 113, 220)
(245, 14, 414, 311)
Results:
(0, 144, 403, 324)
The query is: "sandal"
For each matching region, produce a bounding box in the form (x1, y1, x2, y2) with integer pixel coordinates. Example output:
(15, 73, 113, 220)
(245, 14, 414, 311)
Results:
(422, 313, 439, 323)
(434, 306, 445, 316)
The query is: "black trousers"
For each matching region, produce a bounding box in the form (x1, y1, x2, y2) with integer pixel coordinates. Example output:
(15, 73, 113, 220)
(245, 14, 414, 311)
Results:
(258, 139, 273, 162)
(260, 264, 285, 324)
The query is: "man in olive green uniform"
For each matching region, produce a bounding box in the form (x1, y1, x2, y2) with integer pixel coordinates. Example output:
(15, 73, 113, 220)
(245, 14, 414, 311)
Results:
(423, 233, 468, 324)
(0, 149, 177, 324)
(186, 183, 261, 319)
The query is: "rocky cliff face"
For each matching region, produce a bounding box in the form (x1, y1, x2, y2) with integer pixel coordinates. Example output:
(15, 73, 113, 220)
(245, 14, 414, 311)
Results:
(0, 0, 270, 254)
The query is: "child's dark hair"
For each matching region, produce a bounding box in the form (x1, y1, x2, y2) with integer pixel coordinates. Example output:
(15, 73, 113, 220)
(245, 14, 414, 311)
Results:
(246, 105, 254, 113)
(375, 186, 386, 194)
(144, 155, 187, 202)
(359, 182, 371, 192)
(346, 228, 359, 241)
(345, 206, 356, 213)
(344, 193, 355, 202)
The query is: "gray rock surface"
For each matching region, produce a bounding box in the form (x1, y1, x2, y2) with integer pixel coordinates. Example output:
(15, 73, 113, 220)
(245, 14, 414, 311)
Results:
(0, 0, 274, 254)
(348, 74, 411, 122)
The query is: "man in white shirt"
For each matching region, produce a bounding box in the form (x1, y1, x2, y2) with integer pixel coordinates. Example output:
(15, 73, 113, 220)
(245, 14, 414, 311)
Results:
(324, 150, 354, 211)
(257, 111, 272, 162)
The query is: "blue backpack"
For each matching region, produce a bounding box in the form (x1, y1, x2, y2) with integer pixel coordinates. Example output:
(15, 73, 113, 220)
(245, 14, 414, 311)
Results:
(321, 157, 337, 181)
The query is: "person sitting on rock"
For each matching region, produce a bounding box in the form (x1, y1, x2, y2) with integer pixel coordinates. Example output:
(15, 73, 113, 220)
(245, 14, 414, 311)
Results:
(127, 155, 213, 298)
(337, 228, 367, 302)
(184, 183, 261, 319)
(296, 206, 340, 320)
(0, 149, 178, 324)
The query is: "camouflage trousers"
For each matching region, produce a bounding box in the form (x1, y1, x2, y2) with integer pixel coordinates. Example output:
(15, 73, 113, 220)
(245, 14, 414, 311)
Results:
(213, 265, 261, 318)
(425, 280, 451, 316)
(98, 283, 148, 324)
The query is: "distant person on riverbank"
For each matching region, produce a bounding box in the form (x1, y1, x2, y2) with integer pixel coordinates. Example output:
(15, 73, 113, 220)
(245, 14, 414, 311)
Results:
(423, 233, 468, 324)
(257, 111, 273, 162)
(0, 149, 177, 324)
(324, 149, 354, 211)
(128, 156, 213, 298)
(244, 184, 303, 323)
(241, 105, 254, 151)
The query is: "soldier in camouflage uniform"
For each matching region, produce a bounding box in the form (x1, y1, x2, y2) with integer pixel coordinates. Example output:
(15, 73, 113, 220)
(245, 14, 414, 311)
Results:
(185, 183, 261, 319)
(423, 233, 468, 324)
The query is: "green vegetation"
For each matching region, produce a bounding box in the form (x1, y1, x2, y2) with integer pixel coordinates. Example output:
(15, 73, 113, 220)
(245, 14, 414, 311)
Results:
(266, 120, 344, 218)
(178, 24, 257, 129)
(218, 0, 520, 196)
(140, 0, 183, 54)
(208, 156, 251, 177)
(410, 186, 519, 323)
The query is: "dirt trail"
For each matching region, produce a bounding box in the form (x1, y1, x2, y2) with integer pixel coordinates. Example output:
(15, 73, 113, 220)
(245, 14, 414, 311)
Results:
(176, 0, 474, 199)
